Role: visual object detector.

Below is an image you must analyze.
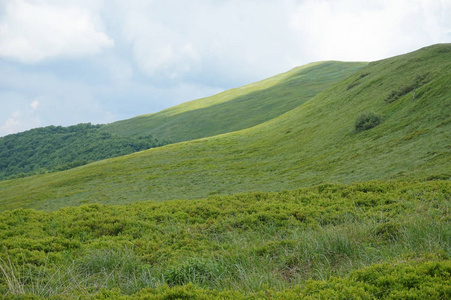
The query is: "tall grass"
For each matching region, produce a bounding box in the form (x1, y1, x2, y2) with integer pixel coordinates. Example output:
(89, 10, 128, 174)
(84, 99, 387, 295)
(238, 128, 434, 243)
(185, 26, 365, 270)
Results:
(0, 253, 24, 295)
(1, 219, 449, 297)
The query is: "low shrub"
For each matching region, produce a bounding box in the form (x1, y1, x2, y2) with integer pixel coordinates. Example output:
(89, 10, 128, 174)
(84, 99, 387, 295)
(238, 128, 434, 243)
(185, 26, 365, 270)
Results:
(355, 112, 382, 132)
(385, 73, 432, 103)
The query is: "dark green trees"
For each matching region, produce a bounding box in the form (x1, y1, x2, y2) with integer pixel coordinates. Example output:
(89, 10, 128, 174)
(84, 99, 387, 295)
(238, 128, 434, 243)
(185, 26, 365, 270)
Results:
(0, 123, 169, 180)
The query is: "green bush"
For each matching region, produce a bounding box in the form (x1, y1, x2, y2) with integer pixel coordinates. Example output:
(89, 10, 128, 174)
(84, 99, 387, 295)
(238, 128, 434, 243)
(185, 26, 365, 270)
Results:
(355, 112, 382, 132)
(0, 181, 450, 298)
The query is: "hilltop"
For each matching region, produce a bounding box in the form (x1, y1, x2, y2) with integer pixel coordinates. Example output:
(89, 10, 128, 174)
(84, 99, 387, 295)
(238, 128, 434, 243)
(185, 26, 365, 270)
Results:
(0, 44, 450, 211)
(101, 61, 365, 142)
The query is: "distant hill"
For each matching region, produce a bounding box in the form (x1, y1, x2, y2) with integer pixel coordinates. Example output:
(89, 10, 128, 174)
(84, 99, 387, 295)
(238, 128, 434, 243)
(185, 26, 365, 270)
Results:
(101, 61, 366, 143)
(0, 123, 168, 180)
(0, 62, 363, 181)
(0, 44, 450, 211)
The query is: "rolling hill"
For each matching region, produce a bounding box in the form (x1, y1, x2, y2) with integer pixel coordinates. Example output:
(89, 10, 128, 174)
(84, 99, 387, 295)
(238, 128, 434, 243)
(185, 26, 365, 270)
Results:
(100, 61, 366, 143)
(0, 44, 450, 299)
(0, 44, 450, 211)
(0, 61, 363, 181)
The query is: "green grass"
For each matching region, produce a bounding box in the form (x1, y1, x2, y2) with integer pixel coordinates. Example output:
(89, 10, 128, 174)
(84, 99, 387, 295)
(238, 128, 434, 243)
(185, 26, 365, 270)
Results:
(101, 61, 366, 143)
(0, 44, 449, 211)
(2, 61, 359, 181)
(1, 44, 450, 299)
(0, 180, 450, 298)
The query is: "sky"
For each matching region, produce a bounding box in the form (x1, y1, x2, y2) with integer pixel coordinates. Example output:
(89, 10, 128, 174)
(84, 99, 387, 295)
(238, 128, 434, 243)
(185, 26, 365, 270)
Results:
(0, 0, 450, 137)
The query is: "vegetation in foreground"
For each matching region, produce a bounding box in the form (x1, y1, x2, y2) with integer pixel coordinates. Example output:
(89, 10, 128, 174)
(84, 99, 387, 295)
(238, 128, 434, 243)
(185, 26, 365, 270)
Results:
(0, 123, 168, 180)
(1, 180, 450, 298)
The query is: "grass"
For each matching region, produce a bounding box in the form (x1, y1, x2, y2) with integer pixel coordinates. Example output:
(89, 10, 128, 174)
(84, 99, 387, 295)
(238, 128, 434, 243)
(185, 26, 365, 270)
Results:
(101, 61, 366, 143)
(0, 254, 24, 295)
(0, 180, 449, 298)
(0, 44, 449, 211)
(1, 44, 450, 299)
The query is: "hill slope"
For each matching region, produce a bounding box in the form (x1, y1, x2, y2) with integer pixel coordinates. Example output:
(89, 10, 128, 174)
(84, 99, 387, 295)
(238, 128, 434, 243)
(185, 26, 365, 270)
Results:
(0, 62, 363, 181)
(0, 44, 450, 211)
(101, 61, 366, 143)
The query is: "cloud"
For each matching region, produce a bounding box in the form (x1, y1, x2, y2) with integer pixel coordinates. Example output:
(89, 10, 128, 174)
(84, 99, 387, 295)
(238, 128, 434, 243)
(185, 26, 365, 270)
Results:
(120, 5, 201, 80)
(0, 102, 41, 136)
(116, 0, 300, 86)
(30, 100, 39, 110)
(0, 0, 114, 63)
(289, 0, 451, 62)
(98, 55, 134, 85)
(0, 63, 116, 137)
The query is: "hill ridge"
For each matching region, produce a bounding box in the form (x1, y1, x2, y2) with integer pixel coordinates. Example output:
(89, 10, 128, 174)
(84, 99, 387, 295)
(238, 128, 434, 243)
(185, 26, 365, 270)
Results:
(0, 44, 449, 211)
(101, 61, 366, 142)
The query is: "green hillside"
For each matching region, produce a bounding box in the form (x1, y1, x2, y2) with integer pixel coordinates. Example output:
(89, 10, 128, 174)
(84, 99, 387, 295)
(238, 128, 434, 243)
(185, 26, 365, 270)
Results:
(101, 61, 366, 143)
(0, 62, 362, 181)
(1, 180, 450, 298)
(0, 44, 450, 211)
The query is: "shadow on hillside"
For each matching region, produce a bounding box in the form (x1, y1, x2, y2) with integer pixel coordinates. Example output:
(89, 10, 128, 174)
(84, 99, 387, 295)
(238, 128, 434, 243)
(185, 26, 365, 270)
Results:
(150, 61, 365, 143)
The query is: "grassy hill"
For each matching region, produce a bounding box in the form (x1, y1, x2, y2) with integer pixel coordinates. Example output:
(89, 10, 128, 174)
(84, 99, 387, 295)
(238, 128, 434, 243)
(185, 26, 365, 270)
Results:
(101, 61, 366, 143)
(0, 62, 362, 182)
(0, 44, 450, 211)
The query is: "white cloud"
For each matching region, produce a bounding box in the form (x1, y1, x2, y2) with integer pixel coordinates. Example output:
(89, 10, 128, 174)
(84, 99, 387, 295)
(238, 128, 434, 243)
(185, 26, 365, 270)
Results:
(0, 0, 114, 63)
(289, 0, 451, 62)
(0, 63, 116, 137)
(0, 106, 41, 137)
(120, 8, 201, 79)
(116, 0, 300, 85)
(30, 100, 39, 110)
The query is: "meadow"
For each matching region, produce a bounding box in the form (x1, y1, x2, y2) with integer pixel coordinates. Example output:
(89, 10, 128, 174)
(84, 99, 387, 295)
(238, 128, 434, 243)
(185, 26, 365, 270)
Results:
(0, 44, 449, 211)
(0, 44, 450, 299)
(1, 180, 450, 298)
(0, 61, 362, 181)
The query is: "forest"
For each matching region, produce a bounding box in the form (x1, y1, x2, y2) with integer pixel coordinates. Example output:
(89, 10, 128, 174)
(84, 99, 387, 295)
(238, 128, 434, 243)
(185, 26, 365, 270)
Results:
(0, 123, 168, 180)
